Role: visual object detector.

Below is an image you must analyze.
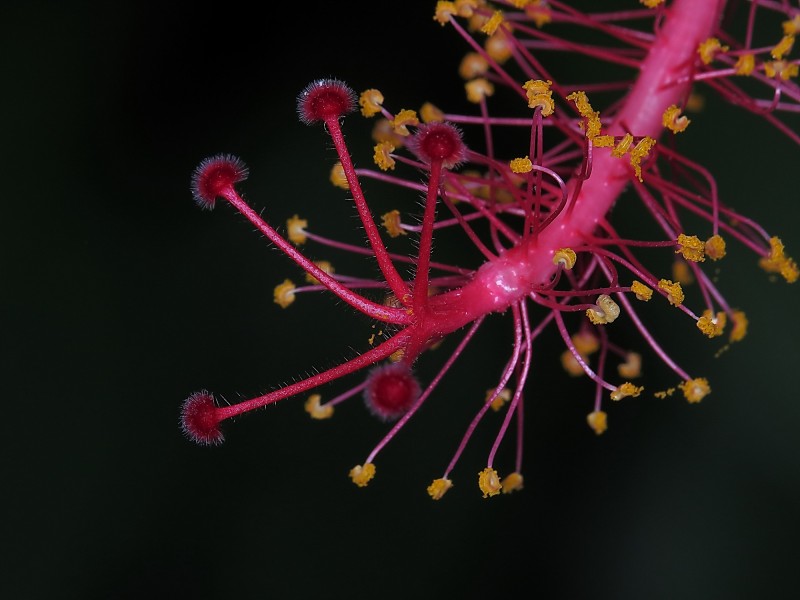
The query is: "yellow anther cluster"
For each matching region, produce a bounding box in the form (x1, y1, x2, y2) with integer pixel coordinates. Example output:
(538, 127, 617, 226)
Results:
(359, 89, 384, 118)
(329, 162, 349, 190)
(433, 1, 457, 25)
(420, 102, 444, 123)
(478, 467, 502, 497)
(663, 104, 691, 133)
(698, 37, 729, 64)
(508, 0, 531, 7)
(373, 141, 396, 171)
(523, 79, 554, 116)
(480, 10, 505, 35)
(764, 60, 799, 81)
(305, 260, 335, 285)
(553, 247, 577, 269)
(486, 387, 512, 412)
(696, 309, 727, 338)
(566, 91, 603, 139)
(734, 54, 756, 76)
(391, 109, 419, 136)
(586, 294, 621, 325)
(525, 0, 552, 28)
(349, 463, 376, 487)
(465, 77, 495, 103)
(286, 214, 308, 244)
(784, 15, 800, 35)
(509, 156, 533, 174)
(459, 52, 489, 79)
(672, 259, 695, 285)
(677, 234, 706, 262)
(759, 236, 799, 283)
(618, 352, 642, 379)
(372, 118, 406, 147)
(381, 210, 406, 238)
(427, 478, 454, 500)
(679, 377, 711, 403)
(273, 279, 297, 308)
(640, 0, 665, 7)
(729, 310, 748, 342)
(630, 280, 653, 301)
(561, 330, 599, 377)
(586, 410, 608, 435)
(705, 235, 726, 260)
(304, 394, 334, 420)
(771, 35, 795, 60)
(629, 136, 656, 182)
(610, 382, 644, 401)
(484, 31, 513, 62)
(610, 133, 634, 158)
(501, 472, 524, 493)
(658, 279, 685, 306)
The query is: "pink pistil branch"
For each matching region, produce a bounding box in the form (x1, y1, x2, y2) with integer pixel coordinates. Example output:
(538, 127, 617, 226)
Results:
(181, 0, 798, 500)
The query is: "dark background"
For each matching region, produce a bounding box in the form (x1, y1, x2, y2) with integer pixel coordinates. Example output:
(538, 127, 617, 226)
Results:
(2, 2, 798, 599)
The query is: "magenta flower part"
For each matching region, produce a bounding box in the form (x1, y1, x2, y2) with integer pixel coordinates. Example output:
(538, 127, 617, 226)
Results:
(181, 0, 799, 499)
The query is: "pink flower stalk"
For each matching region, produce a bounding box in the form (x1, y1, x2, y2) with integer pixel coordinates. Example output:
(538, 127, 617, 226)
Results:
(181, 0, 799, 499)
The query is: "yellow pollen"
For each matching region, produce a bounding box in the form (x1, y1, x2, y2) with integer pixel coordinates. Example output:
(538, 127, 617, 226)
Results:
(696, 309, 727, 338)
(381, 210, 407, 238)
(305, 260, 335, 284)
(783, 15, 800, 35)
(630, 280, 653, 301)
(359, 88, 384, 118)
(525, 1, 552, 28)
(629, 136, 656, 182)
(478, 467, 502, 498)
(433, 1, 457, 25)
(698, 37, 729, 64)
(427, 478, 454, 500)
(573, 331, 599, 355)
(729, 310, 748, 342)
(389, 349, 405, 363)
(484, 31, 513, 63)
(372, 118, 406, 147)
(501, 472, 524, 493)
(286, 214, 308, 244)
(465, 77, 495, 103)
(764, 60, 799, 80)
(611, 133, 634, 158)
(561, 350, 585, 377)
(705, 235, 726, 260)
(566, 91, 603, 139)
(759, 236, 799, 283)
(480, 10, 505, 35)
(586, 294, 620, 325)
(771, 35, 795, 60)
(391, 109, 419, 136)
(486, 387, 512, 412)
(734, 54, 756, 76)
(455, 0, 479, 18)
(329, 162, 349, 189)
(508, 0, 531, 7)
(420, 102, 445, 123)
(677, 233, 706, 262)
(587, 410, 608, 435)
(640, 0, 665, 7)
(610, 382, 644, 401)
(373, 141, 396, 171)
(618, 352, 643, 379)
(510, 156, 534, 174)
(672, 259, 695, 285)
(459, 52, 490, 79)
(304, 394, 334, 420)
(679, 377, 711, 403)
(273, 279, 296, 308)
(663, 104, 691, 133)
(523, 79, 554, 116)
(658, 279, 685, 306)
(553, 247, 577, 269)
(349, 463, 376, 487)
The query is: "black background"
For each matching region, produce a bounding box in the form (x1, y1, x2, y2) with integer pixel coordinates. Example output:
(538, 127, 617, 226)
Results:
(2, 2, 799, 599)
